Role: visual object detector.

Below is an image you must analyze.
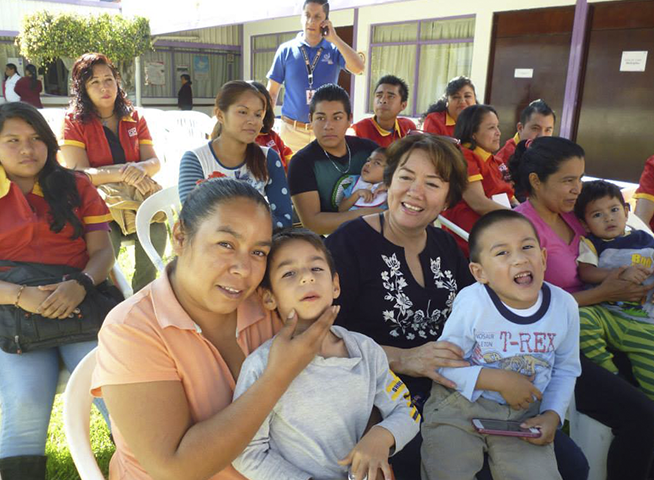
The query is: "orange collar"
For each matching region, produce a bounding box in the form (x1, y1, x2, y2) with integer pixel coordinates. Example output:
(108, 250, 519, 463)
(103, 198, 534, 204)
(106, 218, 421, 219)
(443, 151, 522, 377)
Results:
(445, 112, 456, 126)
(0, 166, 43, 199)
(473, 146, 492, 161)
(371, 116, 401, 137)
(513, 132, 520, 143)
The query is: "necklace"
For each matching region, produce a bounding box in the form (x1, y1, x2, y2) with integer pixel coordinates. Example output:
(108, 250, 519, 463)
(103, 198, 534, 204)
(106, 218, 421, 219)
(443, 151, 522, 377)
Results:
(99, 113, 114, 127)
(322, 142, 351, 174)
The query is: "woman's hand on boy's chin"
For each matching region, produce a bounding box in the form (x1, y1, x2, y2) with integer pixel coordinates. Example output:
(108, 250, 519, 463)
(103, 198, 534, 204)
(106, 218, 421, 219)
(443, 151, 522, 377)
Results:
(338, 425, 395, 480)
(265, 307, 339, 384)
(520, 410, 559, 446)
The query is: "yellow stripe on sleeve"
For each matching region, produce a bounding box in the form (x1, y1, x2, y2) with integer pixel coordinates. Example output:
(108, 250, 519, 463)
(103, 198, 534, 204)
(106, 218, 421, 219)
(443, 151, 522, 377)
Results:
(84, 213, 114, 224)
(633, 193, 654, 203)
(139, 139, 154, 145)
(61, 139, 86, 149)
(468, 174, 483, 182)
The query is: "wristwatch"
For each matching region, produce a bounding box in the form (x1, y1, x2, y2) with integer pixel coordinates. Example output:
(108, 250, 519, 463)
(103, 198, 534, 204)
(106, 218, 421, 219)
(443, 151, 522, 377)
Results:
(62, 272, 95, 294)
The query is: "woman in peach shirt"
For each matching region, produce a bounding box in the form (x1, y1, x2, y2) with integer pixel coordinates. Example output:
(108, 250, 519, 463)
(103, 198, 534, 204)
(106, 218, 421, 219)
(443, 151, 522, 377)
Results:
(92, 178, 337, 480)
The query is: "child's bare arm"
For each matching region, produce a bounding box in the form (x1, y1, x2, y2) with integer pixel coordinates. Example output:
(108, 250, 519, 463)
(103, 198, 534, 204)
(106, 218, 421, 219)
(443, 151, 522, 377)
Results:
(578, 261, 615, 284)
(475, 369, 542, 410)
(338, 189, 374, 212)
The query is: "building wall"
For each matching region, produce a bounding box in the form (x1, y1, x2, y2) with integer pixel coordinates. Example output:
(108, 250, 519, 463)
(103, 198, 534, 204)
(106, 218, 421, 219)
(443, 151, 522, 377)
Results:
(240, 0, 620, 122)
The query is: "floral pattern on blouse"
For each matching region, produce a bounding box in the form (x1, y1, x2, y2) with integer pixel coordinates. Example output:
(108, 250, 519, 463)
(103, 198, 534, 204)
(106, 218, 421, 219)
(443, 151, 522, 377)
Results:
(381, 254, 458, 340)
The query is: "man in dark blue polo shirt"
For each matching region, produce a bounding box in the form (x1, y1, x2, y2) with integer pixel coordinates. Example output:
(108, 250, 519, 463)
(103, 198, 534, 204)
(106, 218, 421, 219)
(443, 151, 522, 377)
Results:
(267, 0, 364, 154)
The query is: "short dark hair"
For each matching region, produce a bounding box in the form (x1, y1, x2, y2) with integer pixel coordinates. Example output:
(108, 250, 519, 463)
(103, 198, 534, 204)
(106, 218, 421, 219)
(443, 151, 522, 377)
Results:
(509, 136, 585, 197)
(180, 74, 191, 83)
(454, 104, 498, 148)
(374, 75, 409, 103)
(371, 147, 387, 157)
(309, 83, 352, 118)
(574, 180, 626, 221)
(520, 99, 556, 125)
(469, 210, 541, 263)
(303, 0, 329, 15)
(261, 228, 336, 289)
(383, 134, 468, 210)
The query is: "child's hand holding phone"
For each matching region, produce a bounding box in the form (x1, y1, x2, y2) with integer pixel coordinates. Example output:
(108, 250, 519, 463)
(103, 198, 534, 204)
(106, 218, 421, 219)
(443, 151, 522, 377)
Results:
(338, 425, 395, 480)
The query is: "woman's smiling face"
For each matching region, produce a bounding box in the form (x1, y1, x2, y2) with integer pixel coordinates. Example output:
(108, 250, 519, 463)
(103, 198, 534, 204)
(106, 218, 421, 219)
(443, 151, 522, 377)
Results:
(174, 197, 273, 315)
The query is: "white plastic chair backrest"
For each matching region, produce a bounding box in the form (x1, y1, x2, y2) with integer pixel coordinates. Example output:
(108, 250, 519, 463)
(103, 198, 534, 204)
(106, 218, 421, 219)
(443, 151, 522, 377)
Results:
(436, 215, 470, 241)
(38, 108, 66, 139)
(136, 185, 180, 273)
(156, 111, 211, 188)
(63, 348, 105, 480)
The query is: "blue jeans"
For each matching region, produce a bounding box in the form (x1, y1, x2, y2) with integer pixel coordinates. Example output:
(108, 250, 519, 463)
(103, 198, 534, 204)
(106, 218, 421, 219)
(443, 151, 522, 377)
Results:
(0, 341, 109, 458)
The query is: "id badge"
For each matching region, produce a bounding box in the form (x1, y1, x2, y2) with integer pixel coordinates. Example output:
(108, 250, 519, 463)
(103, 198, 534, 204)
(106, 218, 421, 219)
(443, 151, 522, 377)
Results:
(306, 89, 316, 105)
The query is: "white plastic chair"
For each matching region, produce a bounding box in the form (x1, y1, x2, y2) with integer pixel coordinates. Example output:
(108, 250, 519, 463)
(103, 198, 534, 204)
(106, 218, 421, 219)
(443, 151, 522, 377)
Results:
(38, 108, 67, 139)
(63, 347, 105, 480)
(135, 185, 180, 273)
(156, 111, 212, 188)
(568, 395, 613, 480)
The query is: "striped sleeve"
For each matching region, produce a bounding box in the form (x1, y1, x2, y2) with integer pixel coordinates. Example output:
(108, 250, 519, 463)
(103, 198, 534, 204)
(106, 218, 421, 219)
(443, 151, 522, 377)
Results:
(462, 149, 483, 182)
(61, 115, 87, 149)
(76, 174, 112, 232)
(178, 150, 205, 205)
(136, 113, 153, 146)
(368, 336, 420, 454)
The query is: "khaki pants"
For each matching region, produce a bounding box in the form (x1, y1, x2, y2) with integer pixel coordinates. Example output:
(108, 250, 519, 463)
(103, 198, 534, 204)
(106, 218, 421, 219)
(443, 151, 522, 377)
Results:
(421, 383, 561, 480)
(280, 121, 315, 155)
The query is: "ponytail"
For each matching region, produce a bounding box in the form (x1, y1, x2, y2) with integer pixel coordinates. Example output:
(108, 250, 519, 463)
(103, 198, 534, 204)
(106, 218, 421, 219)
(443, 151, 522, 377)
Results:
(509, 137, 585, 197)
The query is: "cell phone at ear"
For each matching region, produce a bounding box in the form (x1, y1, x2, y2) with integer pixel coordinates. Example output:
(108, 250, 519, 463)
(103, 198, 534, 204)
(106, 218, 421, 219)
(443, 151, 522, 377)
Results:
(321, 2, 330, 36)
(472, 418, 542, 438)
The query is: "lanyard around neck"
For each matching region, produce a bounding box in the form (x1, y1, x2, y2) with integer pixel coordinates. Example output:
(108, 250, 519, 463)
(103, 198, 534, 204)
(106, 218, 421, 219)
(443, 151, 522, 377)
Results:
(299, 45, 323, 90)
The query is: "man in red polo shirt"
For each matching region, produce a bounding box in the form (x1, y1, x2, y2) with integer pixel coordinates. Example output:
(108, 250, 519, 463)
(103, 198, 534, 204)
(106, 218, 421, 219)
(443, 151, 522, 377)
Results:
(496, 99, 556, 166)
(352, 75, 416, 148)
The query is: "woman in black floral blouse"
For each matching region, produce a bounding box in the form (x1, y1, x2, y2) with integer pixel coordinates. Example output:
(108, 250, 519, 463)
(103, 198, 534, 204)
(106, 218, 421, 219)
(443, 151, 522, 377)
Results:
(326, 134, 471, 403)
(326, 133, 589, 480)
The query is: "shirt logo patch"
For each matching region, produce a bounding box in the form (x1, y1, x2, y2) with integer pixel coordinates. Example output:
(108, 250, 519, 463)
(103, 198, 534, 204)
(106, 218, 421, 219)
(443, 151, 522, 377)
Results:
(322, 53, 334, 65)
(127, 127, 138, 137)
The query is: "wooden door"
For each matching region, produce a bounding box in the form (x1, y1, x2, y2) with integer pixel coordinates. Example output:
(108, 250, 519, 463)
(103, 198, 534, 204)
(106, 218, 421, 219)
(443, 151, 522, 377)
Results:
(575, 1, 654, 182)
(335, 25, 354, 97)
(486, 7, 575, 144)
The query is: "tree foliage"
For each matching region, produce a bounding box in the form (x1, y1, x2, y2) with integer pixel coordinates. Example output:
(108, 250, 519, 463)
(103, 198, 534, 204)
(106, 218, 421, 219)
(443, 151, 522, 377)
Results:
(16, 11, 152, 66)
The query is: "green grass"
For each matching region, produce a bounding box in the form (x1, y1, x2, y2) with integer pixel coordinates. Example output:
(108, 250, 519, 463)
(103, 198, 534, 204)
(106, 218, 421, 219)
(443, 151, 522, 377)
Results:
(45, 398, 114, 480)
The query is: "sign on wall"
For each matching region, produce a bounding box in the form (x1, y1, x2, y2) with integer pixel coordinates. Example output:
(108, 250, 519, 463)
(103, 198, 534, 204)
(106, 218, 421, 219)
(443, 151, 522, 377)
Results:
(145, 60, 166, 86)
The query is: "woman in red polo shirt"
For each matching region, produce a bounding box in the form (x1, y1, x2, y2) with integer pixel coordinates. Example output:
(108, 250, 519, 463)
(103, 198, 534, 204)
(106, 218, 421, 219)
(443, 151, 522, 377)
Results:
(60, 53, 166, 292)
(0, 102, 114, 480)
(442, 104, 516, 255)
(421, 76, 477, 137)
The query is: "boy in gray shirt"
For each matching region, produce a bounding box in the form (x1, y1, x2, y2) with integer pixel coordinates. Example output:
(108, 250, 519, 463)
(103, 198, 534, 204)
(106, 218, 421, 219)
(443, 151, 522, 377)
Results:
(232, 229, 420, 480)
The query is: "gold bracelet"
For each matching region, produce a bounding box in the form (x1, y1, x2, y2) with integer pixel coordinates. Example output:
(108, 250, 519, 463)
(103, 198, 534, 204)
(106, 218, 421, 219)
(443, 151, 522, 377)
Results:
(14, 285, 26, 308)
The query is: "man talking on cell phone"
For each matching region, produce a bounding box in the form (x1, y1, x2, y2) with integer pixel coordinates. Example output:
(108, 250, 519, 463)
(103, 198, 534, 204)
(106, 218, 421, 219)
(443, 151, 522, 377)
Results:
(267, 0, 365, 155)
